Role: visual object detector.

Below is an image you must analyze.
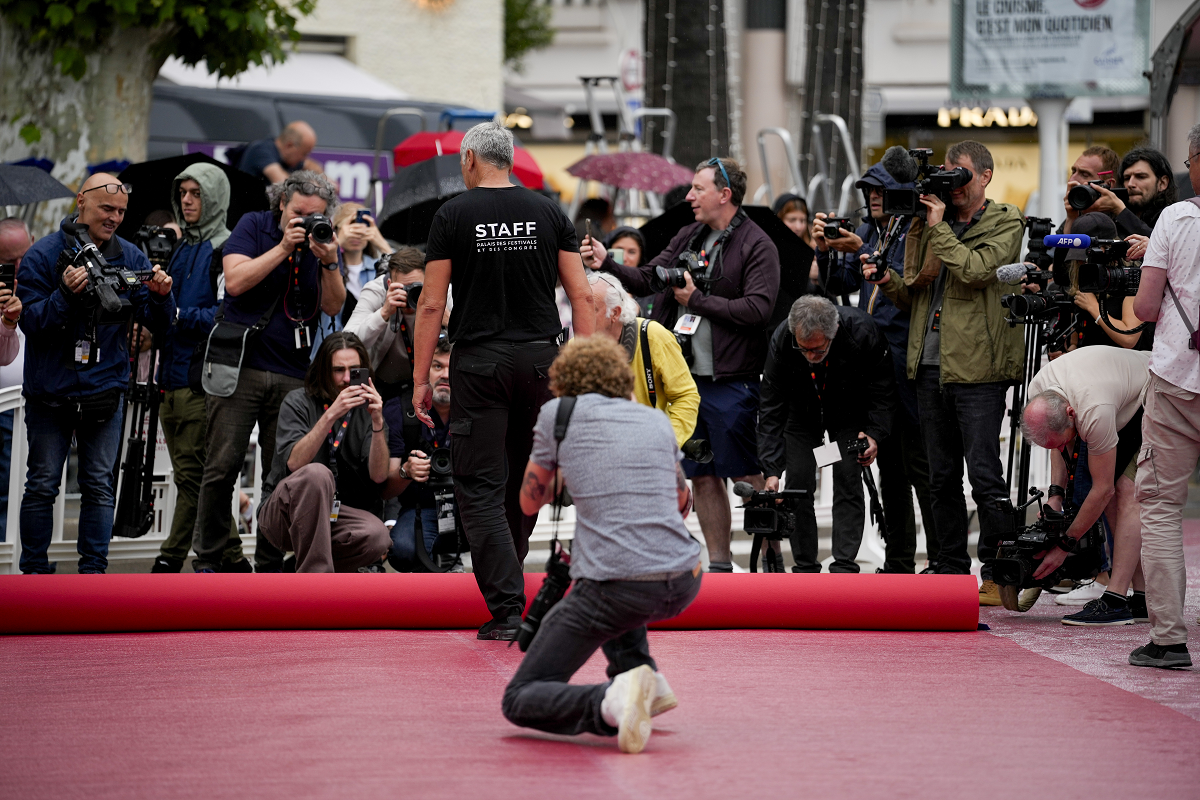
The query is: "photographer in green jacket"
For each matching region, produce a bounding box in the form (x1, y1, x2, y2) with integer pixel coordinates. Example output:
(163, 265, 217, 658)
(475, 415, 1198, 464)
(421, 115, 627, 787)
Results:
(862, 141, 1024, 597)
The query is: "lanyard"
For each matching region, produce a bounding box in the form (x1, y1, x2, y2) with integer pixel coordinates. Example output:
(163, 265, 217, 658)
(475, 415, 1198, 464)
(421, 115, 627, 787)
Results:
(322, 406, 352, 494)
(284, 250, 320, 324)
(397, 314, 413, 361)
(809, 359, 829, 430)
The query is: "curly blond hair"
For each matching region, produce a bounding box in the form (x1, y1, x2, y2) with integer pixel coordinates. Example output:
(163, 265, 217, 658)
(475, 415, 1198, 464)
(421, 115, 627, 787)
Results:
(548, 336, 634, 399)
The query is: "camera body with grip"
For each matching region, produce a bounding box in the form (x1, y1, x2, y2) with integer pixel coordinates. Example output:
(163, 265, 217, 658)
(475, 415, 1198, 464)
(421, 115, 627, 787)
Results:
(60, 220, 139, 325)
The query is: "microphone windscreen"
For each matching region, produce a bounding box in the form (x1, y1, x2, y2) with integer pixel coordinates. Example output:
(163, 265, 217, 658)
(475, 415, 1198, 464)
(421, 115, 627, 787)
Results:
(880, 146, 919, 184)
(732, 481, 755, 498)
(1044, 233, 1091, 249)
(995, 263, 1030, 284)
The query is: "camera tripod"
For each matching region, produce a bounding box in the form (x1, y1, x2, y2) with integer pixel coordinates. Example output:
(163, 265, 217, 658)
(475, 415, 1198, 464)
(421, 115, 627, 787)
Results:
(113, 322, 162, 540)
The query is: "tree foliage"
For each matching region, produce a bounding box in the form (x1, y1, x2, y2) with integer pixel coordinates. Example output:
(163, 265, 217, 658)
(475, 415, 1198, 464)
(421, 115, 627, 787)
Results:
(0, 0, 316, 80)
(505, 0, 553, 72)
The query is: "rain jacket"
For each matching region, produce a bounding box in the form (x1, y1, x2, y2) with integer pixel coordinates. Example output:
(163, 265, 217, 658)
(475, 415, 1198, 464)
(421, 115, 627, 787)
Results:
(157, 163, 230, 391)
(880, 200, 1025, 384)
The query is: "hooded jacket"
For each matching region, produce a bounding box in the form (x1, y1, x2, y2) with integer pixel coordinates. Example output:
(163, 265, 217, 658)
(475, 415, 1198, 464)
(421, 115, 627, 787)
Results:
(158, 163, 231, 391)
(880, 199, 1025, 384)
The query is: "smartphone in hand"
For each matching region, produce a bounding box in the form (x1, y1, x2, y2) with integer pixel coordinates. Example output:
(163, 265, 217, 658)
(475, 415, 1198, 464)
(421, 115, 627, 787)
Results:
(349, 367, 368, 386)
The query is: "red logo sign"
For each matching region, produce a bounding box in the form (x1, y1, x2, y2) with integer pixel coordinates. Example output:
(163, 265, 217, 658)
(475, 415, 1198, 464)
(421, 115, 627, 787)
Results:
(1074, 0, 1106, 8)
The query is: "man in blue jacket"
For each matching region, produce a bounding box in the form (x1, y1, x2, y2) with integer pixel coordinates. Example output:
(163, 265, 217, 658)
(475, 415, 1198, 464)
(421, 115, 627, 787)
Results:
(16, 173, 176, 574)
(151, 163, 250, 573)
(811, 163, 935, 573)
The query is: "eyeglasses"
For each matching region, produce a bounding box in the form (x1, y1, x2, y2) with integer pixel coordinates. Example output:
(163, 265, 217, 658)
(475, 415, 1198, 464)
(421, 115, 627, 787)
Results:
(792, 337, 831, 355)
(707, 157, 731, 190)
(81, 183, 133, 197)
(1187, 153, 1200, 169)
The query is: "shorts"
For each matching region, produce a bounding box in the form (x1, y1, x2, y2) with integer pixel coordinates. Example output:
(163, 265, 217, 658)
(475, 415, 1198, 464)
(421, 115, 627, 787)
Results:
(682, 376, 761, 479)
(1114, 408, 1143, 484)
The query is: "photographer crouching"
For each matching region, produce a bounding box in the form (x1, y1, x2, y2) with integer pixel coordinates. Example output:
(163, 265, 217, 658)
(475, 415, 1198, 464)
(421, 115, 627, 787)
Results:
(1018, 347, 1150, 625)
(502, 337, 702, 754)
(16, 173, 175, 574)
(758, 296, 895, 572)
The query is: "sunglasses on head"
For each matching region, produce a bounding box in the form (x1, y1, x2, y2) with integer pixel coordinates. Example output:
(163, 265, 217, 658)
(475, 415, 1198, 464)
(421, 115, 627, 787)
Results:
(707, 157, 730, 190)
(81, 183, 133, 197)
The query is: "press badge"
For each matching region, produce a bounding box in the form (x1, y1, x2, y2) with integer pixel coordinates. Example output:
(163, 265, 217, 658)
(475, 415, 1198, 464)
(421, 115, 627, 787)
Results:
(812, 436, 842, 469)
(75, 340, 91, 364)
(329, 499, 341, 522)
(294, 325, 311, 350)
(674, 314, 701, 336)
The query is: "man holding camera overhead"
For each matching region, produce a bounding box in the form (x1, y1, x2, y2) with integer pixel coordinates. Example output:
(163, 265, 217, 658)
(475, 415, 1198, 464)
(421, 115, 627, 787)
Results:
(863, 141, 1024, 593)
(191, 171, 345, 573)
(581, 158, 780, 573)
(16, 172, 176, 574)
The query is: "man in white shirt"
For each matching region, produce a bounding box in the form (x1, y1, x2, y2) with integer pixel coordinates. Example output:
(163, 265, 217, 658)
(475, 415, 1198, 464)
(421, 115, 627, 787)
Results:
(1127, 123, 1200, 669)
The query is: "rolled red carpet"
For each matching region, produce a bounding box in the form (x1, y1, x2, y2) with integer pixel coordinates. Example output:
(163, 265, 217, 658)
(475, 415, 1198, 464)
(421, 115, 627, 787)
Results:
(0, 573, 978, 634)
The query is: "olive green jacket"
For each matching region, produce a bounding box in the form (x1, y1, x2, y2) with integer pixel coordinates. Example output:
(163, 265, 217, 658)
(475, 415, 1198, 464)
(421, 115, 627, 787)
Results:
(880, 201, 1025, 384)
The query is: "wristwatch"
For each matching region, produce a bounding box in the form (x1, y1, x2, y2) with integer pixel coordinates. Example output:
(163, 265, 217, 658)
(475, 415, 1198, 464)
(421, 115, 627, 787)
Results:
(398, 463, 409, 480)
(1055, 535, 1078, 554)
(321, 260, 339, 271)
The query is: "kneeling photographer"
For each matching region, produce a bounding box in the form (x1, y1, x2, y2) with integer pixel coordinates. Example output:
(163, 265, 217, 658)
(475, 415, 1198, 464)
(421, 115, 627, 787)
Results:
(503, 336, 701, 755)
(758, 296, 895, 573)
(1016, 346, 1150, 625)
(16, 173, 175, 574)
(381, 333, 463, 572)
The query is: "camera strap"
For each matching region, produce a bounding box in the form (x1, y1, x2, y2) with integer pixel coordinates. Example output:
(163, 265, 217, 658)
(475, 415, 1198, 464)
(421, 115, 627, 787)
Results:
(639, 320, 656, 407)
(1165, 282, 1200, 351)
(550, 395, 578, 544)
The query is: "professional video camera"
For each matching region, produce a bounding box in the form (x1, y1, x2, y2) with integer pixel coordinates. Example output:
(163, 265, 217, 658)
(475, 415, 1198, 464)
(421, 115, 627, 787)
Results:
(1067, 180, 1129, 212)
(733, 481, 808, 572)
(651, 251, 709, 293)
(300, 213, 334, 245)
(988, 488, 1103, 611)
(1074, 239, 1138, 296)
(134, 225, 178, 270)
(879, 147, 973, 218)
(60, 220, 140, 325)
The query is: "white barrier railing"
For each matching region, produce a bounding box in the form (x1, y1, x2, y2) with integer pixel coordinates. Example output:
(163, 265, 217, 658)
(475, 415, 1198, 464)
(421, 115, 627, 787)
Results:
(0, 384, 1045, 574)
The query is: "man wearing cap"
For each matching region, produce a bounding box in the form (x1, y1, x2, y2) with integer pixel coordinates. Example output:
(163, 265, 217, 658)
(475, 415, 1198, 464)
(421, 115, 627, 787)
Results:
(810, 163, 934, 574)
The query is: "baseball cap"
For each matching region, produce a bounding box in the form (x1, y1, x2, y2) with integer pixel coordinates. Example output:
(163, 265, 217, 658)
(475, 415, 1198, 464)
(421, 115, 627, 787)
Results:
(1065, 212, 1118, 261)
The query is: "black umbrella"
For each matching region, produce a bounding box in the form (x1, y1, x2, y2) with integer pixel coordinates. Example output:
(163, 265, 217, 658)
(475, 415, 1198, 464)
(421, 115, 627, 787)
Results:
(0, 164, 75, 206)
(377, 155, 522, 244)
(639, 201, 813, 304)
(115, 153, 269, 241)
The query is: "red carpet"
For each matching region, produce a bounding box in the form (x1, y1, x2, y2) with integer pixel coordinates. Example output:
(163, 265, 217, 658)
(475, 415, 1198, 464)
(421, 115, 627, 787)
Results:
(0, 573, 978, 634)
(2, 628, 1196, 799)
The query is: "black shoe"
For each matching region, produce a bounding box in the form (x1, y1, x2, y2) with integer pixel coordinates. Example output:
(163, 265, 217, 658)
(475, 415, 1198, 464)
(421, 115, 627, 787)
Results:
(217, 557, 253, 573)
(1129, 641, 1192, 669)
(151, 556, 184, 573)
(357, 561, 387, 573)
(477, 616, 521, 641)
(1062, 597, 1134, 627)
(1129, 592, 1149, 623)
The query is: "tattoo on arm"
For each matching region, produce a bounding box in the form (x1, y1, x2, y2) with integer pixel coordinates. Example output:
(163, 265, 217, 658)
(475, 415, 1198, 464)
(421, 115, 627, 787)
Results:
(676, 464, 688, 493)
(522, 471, 547, 503)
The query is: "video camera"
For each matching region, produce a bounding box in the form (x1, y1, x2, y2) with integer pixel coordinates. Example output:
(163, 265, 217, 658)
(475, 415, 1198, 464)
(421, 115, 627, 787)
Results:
(988, 488, 1103, 610)
(733, 481, 808, 542)
(134, 225, 178, 271)
(880, 147, 973, 218)
(1067, 180, 1129, 212)
(1044, 233, 1138, 297)
(60, 220, 140, 325)
(651, 251, 710, 293)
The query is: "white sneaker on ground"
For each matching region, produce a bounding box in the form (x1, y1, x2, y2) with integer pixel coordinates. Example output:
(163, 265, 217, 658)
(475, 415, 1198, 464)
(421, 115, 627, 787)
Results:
(1055, 580, 1107, 606)
(600, 665, 655, 754)
(651, 672, 677, 716)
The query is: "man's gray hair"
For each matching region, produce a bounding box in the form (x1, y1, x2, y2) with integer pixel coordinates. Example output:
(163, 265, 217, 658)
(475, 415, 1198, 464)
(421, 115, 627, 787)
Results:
(588, 270, 638, 324)
(0, 217, 31, 238)
(266, 170, 339, 217)
(460, 121, 514, 171)
(788, 295, 839, 340)
(1188, 124, 1200, 160)
(1020, 391, 1072, 446)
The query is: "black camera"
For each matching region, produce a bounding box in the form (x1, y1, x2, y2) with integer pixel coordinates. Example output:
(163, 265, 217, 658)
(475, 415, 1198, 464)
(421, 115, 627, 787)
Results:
(60, 220, 139, 325)
(881, 148, 972, 218)
(427, 445, 453, 488)
(651, 251, 707, 293)
(1000, 286, 1074, 321)
(733, 481, 808, 542)
(1067, 181, 1129, 212)
(517, 539, 572, 652)
(405, 281, 424, 311)
(987, 488, 1103, 609)
(301, 214, 334, 245)
(1023, 216, 1055, 268)
(680, 438, 714, 464)
(1074, 239, 1139, 296)
(822, 218, 853, 240)
(134, 225, 178, 271)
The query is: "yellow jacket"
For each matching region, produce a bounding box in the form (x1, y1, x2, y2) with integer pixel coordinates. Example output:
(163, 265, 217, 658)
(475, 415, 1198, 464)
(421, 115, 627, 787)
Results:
(630, 318, 700, 446)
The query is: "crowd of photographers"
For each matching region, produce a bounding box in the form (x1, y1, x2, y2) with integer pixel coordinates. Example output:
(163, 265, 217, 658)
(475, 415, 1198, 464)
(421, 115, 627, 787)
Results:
(0, 120, 1192, 667)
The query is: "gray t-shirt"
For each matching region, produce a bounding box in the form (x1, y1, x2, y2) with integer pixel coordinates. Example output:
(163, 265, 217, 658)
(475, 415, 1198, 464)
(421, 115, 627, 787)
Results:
(689, 228, 721, 377)
(530, 394, 701, 581)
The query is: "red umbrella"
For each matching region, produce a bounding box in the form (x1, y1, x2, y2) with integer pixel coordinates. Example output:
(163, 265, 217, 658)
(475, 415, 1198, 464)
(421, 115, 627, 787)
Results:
(393, 131, 544, 190)
(566, 152, 694, 194)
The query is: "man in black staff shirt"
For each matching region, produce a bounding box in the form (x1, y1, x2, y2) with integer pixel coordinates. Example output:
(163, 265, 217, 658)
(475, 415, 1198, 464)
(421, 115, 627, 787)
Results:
(759, 296, 895, 573)
(191, 171, 346, 573)
(580, 157, 780, 573)
(412, 122, 595, 640)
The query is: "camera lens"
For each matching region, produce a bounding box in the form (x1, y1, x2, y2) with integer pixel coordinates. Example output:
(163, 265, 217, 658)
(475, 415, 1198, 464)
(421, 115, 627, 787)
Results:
(654, 266, 687, 289)
(681, 438, 714, 464)
(429, 447, 452, 477)
(1067, 184, 1101, 211)
(405, 282, 423, 311)
(1008, 293, 1048, 317)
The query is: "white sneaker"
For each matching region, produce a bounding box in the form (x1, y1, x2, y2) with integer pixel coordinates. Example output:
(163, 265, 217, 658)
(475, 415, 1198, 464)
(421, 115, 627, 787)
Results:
(1055, 580, 1107, 606)
(601, 665, 655, 754)
(651, 672, 677, 717)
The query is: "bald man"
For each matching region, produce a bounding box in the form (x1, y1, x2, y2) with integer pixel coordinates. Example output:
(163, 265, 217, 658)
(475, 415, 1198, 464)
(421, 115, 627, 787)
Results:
(237, 121, 321, 184)
(15, 173, 176, 574)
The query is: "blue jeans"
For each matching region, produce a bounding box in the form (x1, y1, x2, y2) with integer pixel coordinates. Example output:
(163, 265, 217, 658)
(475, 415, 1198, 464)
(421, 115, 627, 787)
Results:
(0, 409, 12, 542)
(915, 368, 1009, 576)
(20, 397, 125, 574)
(388, 506, 438, 569)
